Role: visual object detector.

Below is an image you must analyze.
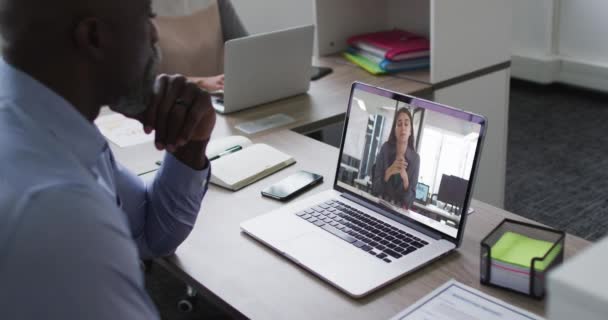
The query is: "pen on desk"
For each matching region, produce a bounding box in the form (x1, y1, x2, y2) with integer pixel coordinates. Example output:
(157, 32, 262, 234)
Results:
(154, 145, 243, 166)
(209, 145, 242, 161)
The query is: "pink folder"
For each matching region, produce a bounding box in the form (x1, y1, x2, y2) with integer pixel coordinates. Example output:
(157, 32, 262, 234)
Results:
(347, 29, 430, 61)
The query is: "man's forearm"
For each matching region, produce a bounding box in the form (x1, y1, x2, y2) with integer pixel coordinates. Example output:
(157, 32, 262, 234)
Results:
(172, 140, 209, 170)
(142, 151, 210, 258)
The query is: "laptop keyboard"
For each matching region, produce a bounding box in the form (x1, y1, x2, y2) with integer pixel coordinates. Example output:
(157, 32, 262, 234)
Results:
(296, 200, 429, 263)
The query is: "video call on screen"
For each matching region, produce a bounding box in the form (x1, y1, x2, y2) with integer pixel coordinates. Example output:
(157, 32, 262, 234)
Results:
(337, 89, 481, 238)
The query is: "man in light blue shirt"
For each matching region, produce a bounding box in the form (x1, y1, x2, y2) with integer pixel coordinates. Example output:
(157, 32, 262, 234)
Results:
(0, 0, 216, 319)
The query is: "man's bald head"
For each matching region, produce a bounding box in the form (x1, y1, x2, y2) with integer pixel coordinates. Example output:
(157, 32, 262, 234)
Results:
(1, 0, 119, 48)
(0, 0, 159, 119)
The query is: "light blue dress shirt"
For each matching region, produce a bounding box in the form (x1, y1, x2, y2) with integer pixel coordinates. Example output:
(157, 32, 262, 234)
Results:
(0, 59, 210, 319)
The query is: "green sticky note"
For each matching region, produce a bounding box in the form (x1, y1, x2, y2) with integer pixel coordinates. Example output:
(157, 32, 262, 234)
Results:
(343, 52, 386, 75)
(491, 231, 561, 271)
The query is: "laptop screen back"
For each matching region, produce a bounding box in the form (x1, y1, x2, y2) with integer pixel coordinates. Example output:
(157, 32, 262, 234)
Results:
(335, 83, 485, 241)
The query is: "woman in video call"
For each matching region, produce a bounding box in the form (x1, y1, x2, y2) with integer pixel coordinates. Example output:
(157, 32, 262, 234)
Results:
(372, 108, 420, 209)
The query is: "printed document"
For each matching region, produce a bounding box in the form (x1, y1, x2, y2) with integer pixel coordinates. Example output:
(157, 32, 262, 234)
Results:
(390, 280, 544, 320)
(95, 113, 154, 147)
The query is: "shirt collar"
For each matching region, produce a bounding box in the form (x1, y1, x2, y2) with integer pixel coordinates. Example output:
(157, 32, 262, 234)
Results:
(0, 58, 107, 167)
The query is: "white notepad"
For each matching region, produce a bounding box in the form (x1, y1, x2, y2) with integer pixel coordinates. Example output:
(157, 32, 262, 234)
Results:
(208, 136, 295, 191)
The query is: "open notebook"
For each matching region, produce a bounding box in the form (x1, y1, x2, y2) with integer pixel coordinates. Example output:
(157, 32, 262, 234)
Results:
(206, 136, 296, 191)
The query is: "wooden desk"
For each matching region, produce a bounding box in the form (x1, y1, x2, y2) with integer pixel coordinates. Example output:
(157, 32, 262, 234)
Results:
(110, 57, 431, 175)
(210, 57, 431, 141)
(157, 131, 589, 319)
(107, 57, 588, 319)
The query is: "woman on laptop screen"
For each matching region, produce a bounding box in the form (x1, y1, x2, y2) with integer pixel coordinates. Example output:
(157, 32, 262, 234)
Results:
(372, 108, 420, 209)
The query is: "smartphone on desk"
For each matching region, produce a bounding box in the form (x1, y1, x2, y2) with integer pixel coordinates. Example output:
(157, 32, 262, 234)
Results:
(261, 170, 323, 201)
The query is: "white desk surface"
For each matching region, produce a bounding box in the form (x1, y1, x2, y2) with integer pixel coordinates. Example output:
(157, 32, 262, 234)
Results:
(107, 57, 589, 319)
(109, 57, 431, 176)
(155, 131, 588, 320)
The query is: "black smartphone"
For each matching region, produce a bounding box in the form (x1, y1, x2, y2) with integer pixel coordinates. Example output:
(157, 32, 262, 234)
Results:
(261, 171, 323, 201)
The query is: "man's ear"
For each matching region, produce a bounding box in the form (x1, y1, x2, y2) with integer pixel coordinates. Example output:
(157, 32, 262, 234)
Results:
(73, 17, 110, 61)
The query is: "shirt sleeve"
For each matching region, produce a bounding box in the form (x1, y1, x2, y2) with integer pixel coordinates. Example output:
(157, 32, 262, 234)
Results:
(0, 184, 159, 320)
(371, 144, 388, 197)
(114, 152, 210, 259)
(404, 152, 420, 209)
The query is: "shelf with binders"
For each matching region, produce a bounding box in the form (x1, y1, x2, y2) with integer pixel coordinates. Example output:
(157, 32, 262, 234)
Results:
(314, 0, 512, 209)
(314, 0, 511, 85)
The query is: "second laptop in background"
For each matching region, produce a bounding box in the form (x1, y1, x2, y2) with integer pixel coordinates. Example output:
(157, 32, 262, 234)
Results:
(213, 25, 314, 114)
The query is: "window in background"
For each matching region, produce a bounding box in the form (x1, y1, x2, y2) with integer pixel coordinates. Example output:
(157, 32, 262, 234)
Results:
(418, 128, 441, 190)
(359, 114, 385, 180)
(418, 126, 477, 194)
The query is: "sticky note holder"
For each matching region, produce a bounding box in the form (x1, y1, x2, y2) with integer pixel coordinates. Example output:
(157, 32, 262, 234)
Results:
(480, 219, 565, 299)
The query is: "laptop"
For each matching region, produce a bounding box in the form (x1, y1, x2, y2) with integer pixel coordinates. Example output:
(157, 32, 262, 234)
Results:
(212, 25, 314, 114)
(241, 82, 487, 297)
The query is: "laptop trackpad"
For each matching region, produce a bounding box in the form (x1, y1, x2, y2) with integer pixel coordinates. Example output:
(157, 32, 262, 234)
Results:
(282, 231, 384, 296)
(282, 232, 345, 265)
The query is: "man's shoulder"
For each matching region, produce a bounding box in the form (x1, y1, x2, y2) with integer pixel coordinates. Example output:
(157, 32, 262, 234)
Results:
(0, 106, 95, 202)
(0, 183, 156, 320)
(12, 182, 122, 226)
(0, 182, 129, 256)
(0, 102, 126, 253)
(1, 101, 73, 168)
(0, 156, 101, 221)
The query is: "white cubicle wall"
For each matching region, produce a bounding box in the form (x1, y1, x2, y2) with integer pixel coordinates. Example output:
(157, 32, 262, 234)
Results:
(512, 0, 608, 91)
(315, 0, 511, 208)
(434, 70, 510, 207)
(315, 0, 511, 84)
(153, 0, 314, 35)
(152, 0, 511, 207)
(431, 0, 511, 84)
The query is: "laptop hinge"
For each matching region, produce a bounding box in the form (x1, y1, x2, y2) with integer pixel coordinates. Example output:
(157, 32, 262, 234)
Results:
(340, 193, 444, 241)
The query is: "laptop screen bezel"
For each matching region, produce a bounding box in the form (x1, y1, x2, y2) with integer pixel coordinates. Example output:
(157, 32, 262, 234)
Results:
(332, 82, 487, 246)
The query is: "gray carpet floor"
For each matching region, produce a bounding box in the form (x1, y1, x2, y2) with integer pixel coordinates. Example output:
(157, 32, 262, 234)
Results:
(146, 79, 608, 319)
(506, 80, 608, 241)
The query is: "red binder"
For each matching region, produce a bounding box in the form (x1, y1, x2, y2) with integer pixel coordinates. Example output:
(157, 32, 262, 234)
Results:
(347, 29, 430, 61)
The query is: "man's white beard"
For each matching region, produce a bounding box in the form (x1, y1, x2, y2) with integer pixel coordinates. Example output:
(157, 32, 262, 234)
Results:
(110, 45, 162, 117)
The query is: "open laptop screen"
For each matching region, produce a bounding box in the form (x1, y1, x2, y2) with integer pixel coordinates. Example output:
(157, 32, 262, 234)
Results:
(335, 83, 485, 240)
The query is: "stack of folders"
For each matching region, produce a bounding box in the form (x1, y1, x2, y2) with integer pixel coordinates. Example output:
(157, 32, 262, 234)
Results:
(344, 29, 430, 75)
(489, 232, 561, 294)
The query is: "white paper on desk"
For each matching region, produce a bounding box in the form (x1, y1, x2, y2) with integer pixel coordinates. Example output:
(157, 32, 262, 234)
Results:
(390, 280, 544, 320)
(95, 114, 154, 148)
